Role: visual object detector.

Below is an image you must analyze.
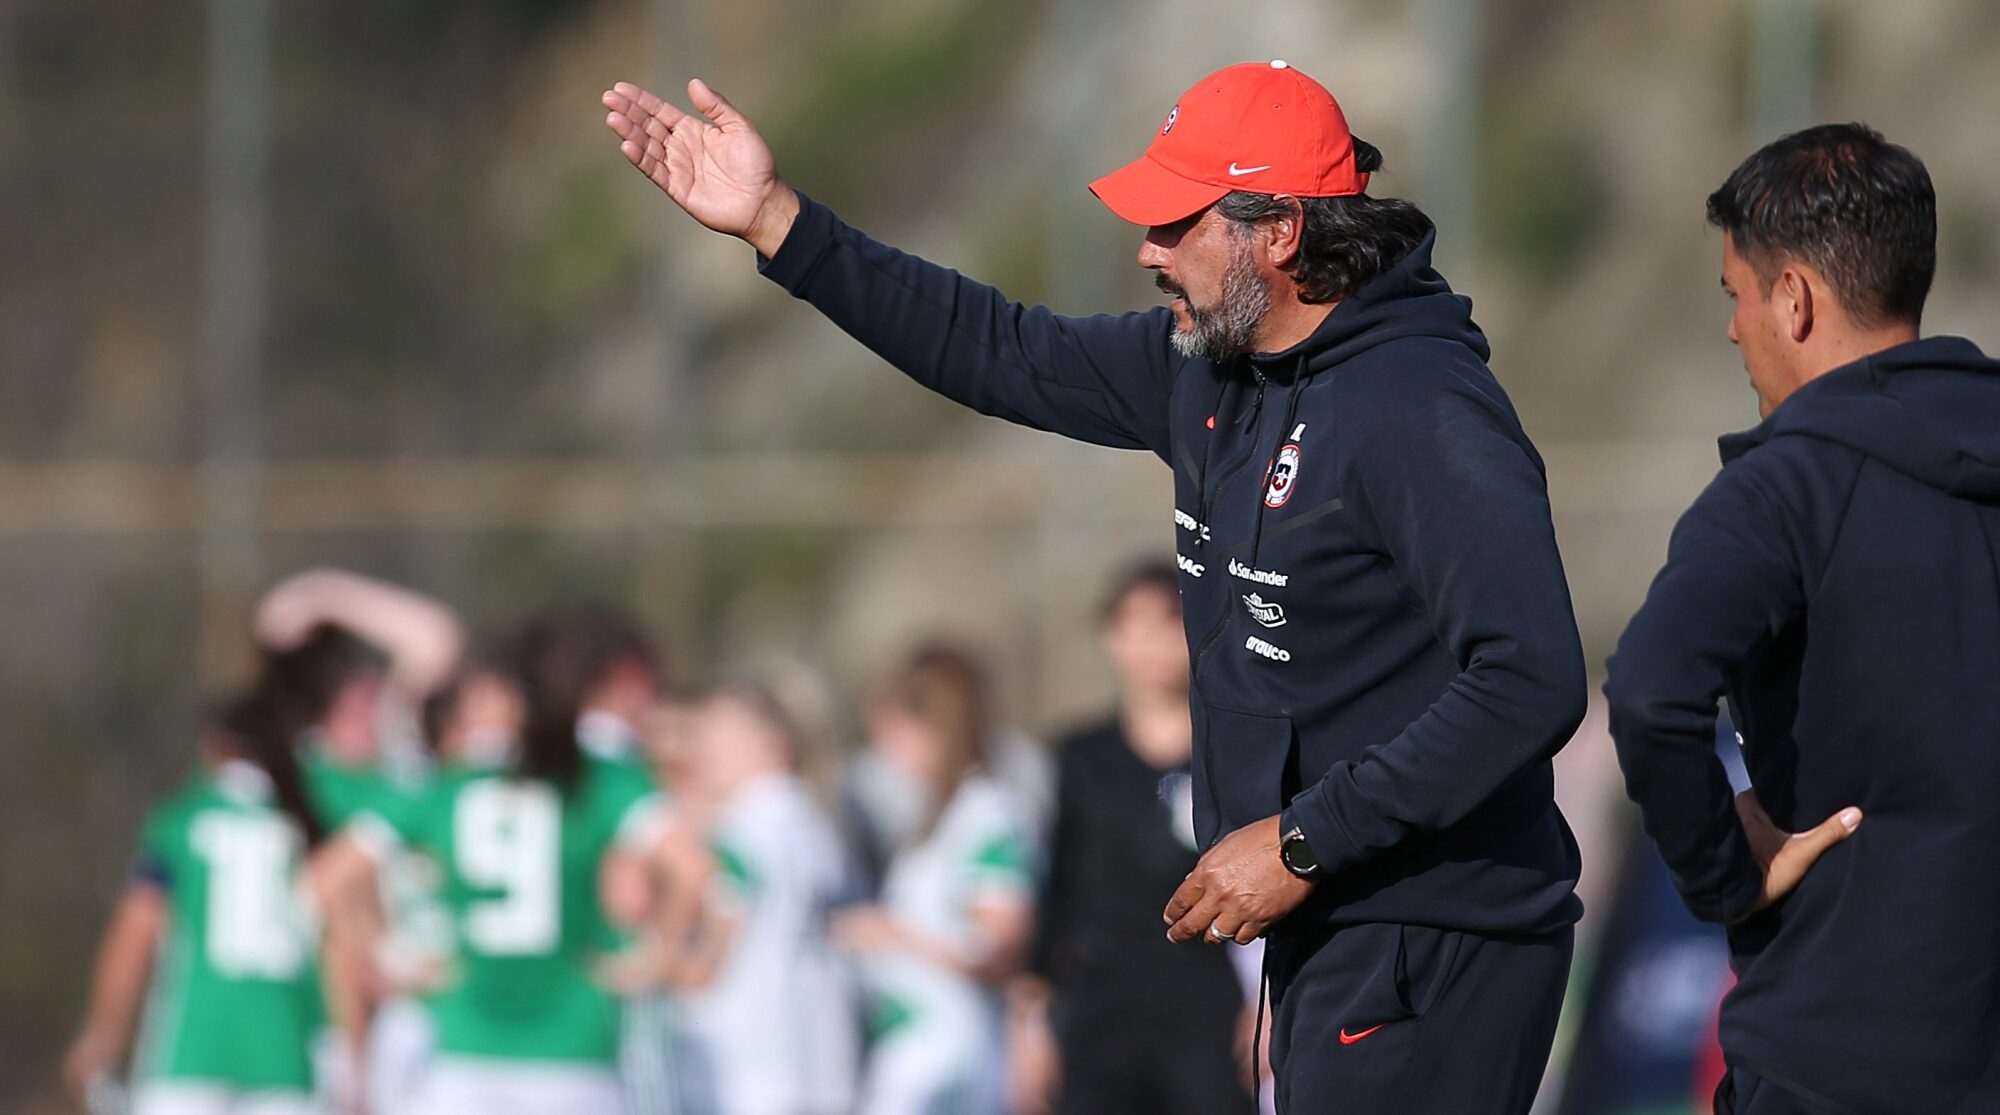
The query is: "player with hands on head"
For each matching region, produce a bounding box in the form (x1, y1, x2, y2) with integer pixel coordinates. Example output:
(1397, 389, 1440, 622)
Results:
(254, 567, 464, 704)
(250, 569, 468, 1113)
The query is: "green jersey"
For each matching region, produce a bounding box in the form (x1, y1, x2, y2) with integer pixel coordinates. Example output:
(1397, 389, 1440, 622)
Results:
(375, 755, 659, 1064)
(131, 762, 323, 1092)
(303, 750, 409, 831)
(304, 751, 455, 987)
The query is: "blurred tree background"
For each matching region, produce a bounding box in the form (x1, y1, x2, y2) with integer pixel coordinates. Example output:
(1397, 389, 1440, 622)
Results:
(4, 0, 1999, 1107)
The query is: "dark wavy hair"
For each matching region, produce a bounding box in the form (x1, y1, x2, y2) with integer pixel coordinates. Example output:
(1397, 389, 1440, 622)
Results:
(1706, 123, 1935, 328)
(505, 611, 657, 793)
(236, 624, 384, 846)
(1214, 138, 1434, 303)
(217, 690, 327, 847)
(420, 649, 510, 753)
(254, 625, 383, 734)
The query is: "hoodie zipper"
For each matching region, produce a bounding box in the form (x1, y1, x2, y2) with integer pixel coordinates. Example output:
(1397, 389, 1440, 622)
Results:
(1190, 367, 1271, 682)
(1249, 355, 1311, 567)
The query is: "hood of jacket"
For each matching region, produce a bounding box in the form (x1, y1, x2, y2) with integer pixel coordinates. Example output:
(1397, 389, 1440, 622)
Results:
(1719, 335, 2000, 500)
(1243, 229, 1490, 380)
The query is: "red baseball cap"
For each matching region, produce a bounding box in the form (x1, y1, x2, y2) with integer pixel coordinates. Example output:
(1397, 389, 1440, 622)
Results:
(1089, 60, 1370, 228)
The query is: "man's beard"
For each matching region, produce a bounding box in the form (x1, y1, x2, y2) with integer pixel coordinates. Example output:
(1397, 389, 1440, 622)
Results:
(1163, 241, 1270, 361)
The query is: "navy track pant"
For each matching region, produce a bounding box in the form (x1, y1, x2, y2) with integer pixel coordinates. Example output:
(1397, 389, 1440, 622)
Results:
(1265, 920, 1572, 1114)
(1714, 1067, 1847, 1115)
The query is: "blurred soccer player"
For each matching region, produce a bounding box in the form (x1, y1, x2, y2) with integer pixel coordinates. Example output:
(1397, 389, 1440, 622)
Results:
(312, 619, 673, 1115)
(253, 568, 464, 786)
(1608, 124, 2000, 1113)
(64, 695, 331, 1115)
(252, 570, 465, 1113)
(1022, 561, 1255, 1115)
(502, 611, 678, 1114)
(250, 570, 465, 872)
(668, 681, 859, 1115)
(834, 646, 1036, 1115)
(606, 61, 1585, 1112)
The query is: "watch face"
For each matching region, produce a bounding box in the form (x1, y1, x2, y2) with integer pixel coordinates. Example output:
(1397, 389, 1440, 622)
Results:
(1283, 830, 1319, 876)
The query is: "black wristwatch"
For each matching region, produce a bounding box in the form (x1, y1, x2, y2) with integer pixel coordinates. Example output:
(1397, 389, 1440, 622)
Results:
(1278, 810, 1321, 879)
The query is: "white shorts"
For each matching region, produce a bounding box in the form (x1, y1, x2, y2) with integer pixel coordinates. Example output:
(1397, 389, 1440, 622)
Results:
(619, 994, 677, 1115)
(674, 1028, 857, 1115)
(417, 1056, 626, 1115)
(130, 1081, 320, 1115)
(366, 997, 436, 1115)
(856, 1023, 1005, 1115)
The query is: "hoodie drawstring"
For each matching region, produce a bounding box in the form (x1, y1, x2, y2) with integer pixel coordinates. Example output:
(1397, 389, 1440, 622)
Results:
(1253, 943, 1272, 1113)
(1193, 378, 1236, 534)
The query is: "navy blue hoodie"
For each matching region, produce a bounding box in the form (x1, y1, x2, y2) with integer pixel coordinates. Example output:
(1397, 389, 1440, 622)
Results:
(1606, 336, 2000, 1112)
(762, 194, 1585, 936)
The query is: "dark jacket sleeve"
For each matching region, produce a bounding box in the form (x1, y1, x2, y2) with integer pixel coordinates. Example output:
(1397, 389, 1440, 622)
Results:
(1285, 351, 1588, 875)
(758, 193, 1181, 457)
(1603, 453, 1813, 924)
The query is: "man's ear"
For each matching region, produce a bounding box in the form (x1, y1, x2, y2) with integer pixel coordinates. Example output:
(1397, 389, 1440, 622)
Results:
(1780, 266, 1816, 343)
(1264, 196, 1305, 269)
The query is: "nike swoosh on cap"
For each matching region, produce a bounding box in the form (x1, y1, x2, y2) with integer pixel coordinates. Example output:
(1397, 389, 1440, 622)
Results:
(1337, 1024, 1386, 1045)
(1227, 162, 1272, 176)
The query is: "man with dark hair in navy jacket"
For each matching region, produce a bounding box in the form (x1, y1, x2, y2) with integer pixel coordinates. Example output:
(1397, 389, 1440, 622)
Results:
(1608, 123, 2000, 1114)
(605, 62, 1586, 1113)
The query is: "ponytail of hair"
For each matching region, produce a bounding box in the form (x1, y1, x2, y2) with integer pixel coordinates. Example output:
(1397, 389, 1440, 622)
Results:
(505, 620, 590, 794)
(235, 624, 382, 846)
(218, 692, 328, 847)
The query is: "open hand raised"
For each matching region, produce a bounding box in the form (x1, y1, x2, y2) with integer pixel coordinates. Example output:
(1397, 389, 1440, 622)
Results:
(603, 78, 800, 256)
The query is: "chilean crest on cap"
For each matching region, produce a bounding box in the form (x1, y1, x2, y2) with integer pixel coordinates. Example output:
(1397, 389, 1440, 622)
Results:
(1161, 104, 1180, 135)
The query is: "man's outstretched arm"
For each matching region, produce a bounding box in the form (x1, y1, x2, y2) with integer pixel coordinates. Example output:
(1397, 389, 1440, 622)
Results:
(604, 79, 1179, 456)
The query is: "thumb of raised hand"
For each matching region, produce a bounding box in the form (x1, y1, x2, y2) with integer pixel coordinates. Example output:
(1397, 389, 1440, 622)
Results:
(1764, 805, 1861, 906)
(688, 78, 747, 129)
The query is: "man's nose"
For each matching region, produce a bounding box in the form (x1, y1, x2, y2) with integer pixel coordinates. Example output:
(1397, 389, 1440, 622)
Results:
(1727, 316, 1739, 346)
(1137, 234, 1170, 270)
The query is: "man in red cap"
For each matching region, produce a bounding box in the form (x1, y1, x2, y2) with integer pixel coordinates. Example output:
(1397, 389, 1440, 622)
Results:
(605, 61, 1585, 1113)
